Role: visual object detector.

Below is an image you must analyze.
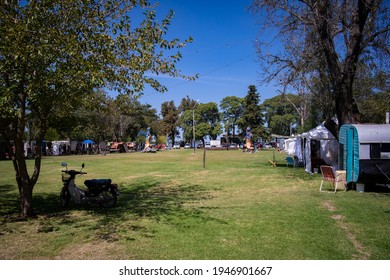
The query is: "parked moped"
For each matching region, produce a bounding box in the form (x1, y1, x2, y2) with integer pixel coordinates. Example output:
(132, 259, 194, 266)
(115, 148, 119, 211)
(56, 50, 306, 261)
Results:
(60, 162, 119, 208)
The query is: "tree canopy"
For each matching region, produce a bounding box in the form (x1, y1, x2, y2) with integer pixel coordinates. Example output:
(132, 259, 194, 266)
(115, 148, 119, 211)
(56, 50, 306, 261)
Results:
(160, 101, 179, 145)
(261, 94, 300, 135)
(237, 85, 267, 141)
(0, 0, 194, 217)
(220, 96, 244, 139)
(251, 0, 389, 138)
(179, 101, 222, 145)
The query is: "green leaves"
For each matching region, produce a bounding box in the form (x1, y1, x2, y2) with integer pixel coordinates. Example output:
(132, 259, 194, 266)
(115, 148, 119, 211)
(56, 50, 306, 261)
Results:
(1, 0, 196, 135)
(238, 85, 267, 141)
(0, 0, 195, 216)
(179, 101, 222, 142)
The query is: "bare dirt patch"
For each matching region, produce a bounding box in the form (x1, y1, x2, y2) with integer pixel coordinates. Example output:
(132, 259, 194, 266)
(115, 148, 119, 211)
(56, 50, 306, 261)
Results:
(331, 214, 343, 221)
(322, 200, 336, 212)
(323, 200, 371, 259)
(55, 240, 127, 260)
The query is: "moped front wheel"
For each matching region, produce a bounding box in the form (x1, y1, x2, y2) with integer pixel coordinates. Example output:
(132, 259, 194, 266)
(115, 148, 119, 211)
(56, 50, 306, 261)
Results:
(99, 191, 117, 208)
(60, 188, 70, 207)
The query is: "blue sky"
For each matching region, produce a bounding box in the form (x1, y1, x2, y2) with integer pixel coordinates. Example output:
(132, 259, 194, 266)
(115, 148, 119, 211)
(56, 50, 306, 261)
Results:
(138, 0, 278, 114)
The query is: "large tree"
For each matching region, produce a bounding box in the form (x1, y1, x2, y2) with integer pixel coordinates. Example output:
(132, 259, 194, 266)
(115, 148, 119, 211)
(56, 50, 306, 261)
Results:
(0, 0, 194, 217)
(261, 94, 302, 135)
(178, 95, 199, 113)
(251, 0, 389, 138)
(353, 62, 390, 124)
(65, 90, 115, 142)
(179, 102, 221, 145)
(220, 96, 244, 141)
(197, 102, 222, 140)
(237, 85, 267, 141)
(160, 101, 179, 146)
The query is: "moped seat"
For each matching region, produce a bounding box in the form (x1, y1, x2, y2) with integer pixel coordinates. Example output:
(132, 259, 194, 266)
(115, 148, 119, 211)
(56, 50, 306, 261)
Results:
(84, 179, 112, 188)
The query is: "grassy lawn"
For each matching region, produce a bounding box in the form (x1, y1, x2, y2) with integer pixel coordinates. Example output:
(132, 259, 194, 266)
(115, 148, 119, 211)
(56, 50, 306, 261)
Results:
(0, 149, 389, 260)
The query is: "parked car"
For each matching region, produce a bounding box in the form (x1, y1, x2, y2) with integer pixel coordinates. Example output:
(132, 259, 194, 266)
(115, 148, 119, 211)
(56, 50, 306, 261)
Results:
(173, 144, 180, 149)
(184, 143, 191, 149)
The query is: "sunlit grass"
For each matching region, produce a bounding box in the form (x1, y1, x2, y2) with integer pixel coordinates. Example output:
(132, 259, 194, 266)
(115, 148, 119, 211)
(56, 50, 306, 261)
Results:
(0, 149, 389, 259)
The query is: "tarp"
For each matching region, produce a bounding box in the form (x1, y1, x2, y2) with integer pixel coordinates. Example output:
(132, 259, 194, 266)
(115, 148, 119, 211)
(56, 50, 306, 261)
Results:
(301, 123, 339, 173)
(284, 137, 303, 161)
(82, 139, 95, 144)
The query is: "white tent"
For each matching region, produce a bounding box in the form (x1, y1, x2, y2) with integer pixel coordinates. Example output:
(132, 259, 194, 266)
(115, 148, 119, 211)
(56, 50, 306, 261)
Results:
(301, 123, 339, 173)
(284, 137, 303, 161)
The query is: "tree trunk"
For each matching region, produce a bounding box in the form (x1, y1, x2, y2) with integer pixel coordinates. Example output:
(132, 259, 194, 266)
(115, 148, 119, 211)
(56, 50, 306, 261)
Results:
(322, 60, 361, 139)
(325, 81, 361, 140)
(20, 181, 35, 218)
(17, 149, 42, 218)
(6, 121, 43, 218)
(225, 123, 230, 144)
(314, 0, 370, 140)
(11, 138, 33, 217)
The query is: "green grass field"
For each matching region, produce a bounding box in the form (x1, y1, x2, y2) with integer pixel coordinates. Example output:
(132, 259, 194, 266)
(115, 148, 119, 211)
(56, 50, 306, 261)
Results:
(0, 149, 389, 259)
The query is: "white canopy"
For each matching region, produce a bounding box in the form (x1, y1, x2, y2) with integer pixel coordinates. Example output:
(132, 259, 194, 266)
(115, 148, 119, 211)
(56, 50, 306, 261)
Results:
(283, 123, 339, 172)
(284, 137, 303, 161)
(301, 123, 339, 173)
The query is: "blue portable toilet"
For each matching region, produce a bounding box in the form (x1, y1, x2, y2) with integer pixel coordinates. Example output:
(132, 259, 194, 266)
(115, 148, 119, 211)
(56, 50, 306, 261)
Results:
(339, 124, 390, 185)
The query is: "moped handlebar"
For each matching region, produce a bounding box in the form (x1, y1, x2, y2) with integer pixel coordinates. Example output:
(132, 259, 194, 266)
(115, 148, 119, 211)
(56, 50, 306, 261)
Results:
(62, 170, 87, 175)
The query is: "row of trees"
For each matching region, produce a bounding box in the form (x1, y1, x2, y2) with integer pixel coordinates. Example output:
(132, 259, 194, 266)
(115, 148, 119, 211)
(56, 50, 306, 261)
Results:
(43, 90, 160, 144)
(61, 80, 387, 149)
(45, 85, 266, 147)
(160, 85, 267, 146)
(59, 85, 291, 147)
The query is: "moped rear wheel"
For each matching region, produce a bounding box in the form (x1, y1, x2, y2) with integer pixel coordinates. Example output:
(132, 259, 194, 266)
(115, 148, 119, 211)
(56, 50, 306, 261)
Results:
(60, 188, 70, 207)
(99, 191, 117, 208)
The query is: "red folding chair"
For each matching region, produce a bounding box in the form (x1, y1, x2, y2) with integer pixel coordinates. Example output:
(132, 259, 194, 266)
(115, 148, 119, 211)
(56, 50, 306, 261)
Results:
(319, 165, 346, 193)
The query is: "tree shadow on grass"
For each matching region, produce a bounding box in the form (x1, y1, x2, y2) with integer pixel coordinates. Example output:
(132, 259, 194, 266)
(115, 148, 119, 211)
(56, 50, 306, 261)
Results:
(0, 185, 75, 229)
(0, 184, 20, 217)
(118, 179, 213, 218)
(1, 177, 224, 243)
(81, 177, 226, 241)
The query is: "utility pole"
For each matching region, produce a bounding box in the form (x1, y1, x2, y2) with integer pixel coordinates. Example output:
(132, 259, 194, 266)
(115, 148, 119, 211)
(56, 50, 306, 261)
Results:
(192, 99, 199, 154)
